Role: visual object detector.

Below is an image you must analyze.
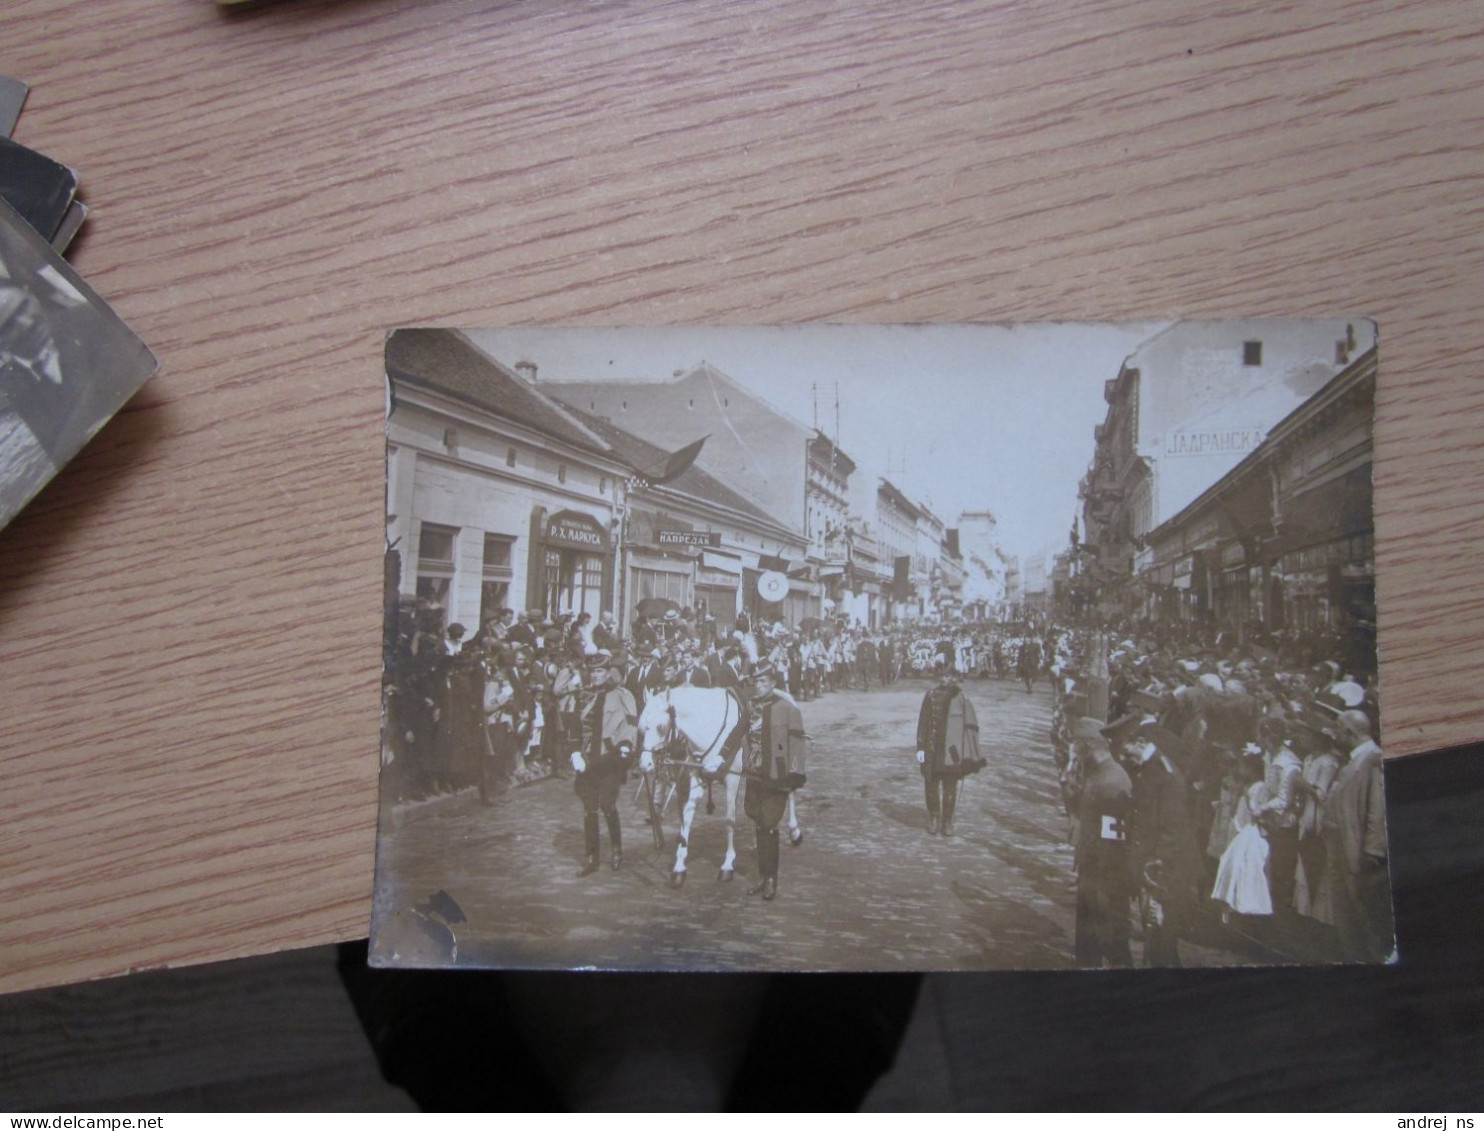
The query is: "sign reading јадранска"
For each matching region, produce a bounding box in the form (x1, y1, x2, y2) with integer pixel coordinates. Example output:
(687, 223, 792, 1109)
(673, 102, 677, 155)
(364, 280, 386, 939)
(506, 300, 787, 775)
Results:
(1164, 426, 1265, 458)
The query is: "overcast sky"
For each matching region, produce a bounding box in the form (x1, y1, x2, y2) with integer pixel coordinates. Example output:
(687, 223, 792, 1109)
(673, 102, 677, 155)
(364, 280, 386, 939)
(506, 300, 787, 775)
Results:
(465, 324, 1169, 563)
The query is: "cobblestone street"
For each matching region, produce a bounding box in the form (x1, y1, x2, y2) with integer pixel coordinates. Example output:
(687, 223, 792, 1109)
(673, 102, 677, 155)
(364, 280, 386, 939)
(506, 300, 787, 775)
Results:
(372, 676, 1253, 971)
(375, 676, 1085, 971)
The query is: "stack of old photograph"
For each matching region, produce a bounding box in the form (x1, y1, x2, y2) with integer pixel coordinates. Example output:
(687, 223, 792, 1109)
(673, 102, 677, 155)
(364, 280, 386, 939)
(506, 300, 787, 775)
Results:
(0, 76, 156, 532)
(372, 320, 1389, 974)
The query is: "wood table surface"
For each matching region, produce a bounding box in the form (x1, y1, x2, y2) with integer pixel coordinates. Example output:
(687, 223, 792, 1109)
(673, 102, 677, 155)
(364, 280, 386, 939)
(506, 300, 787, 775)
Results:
(1, 0, 1480, 994)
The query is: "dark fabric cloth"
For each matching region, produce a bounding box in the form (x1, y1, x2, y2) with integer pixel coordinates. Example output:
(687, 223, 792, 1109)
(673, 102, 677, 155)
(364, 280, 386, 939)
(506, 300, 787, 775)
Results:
(1129, 753, 1201, 965)
(1074, 756, 1134, 967)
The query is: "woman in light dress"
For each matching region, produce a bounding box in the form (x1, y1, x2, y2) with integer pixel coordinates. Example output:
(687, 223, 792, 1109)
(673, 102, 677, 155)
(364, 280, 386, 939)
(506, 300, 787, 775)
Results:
(1211, 747, 1273, 920)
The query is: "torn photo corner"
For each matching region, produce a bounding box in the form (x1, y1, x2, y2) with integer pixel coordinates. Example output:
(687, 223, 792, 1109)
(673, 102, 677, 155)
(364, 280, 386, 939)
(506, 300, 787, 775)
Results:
(372, 320, 1387, 972)
(0, 196, 156, 532)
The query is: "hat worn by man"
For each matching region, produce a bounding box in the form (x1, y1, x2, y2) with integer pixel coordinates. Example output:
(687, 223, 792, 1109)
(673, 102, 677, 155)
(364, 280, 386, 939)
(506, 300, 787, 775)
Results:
(751, 662, 780, 684)
(1140, 723, 1188, 761)
(584, 650, 614, 672)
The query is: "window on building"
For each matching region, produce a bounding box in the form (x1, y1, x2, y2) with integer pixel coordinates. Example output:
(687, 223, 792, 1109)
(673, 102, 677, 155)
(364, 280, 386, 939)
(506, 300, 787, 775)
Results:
(599, 476, 608, 494)
(635, 567, 690, 607)
(1242, 340, 1263, 366)
(506, 447, 516, 467)
(546, 549, 604, 619)
(558, 463, 567, 484)
(1335, 340, 1349, 365)
(480, 534, 515, 627)
(416, 523, 458, 624)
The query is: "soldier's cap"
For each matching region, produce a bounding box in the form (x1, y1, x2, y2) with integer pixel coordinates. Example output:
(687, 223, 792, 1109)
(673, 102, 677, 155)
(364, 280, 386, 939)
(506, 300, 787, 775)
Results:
(584, 649, 614, 671)
(751, 662, 781, 683)
(664, 608, 680, 621)
(1098, 712, 1143, 741)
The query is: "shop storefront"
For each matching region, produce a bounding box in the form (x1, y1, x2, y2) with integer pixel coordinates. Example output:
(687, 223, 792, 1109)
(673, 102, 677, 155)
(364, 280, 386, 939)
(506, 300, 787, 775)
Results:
(695, 550, 742, 623)
(1214, 540, 1250, 637)
(527, 506, 613, 621)
(1277, 531, 1374, 636)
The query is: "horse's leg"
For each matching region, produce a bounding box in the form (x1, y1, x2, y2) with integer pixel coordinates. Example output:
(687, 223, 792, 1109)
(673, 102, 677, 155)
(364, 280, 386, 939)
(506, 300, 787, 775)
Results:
(720, 771, 742, 879)
(785, 791, 804, 847)
(671, 772, 703, 888)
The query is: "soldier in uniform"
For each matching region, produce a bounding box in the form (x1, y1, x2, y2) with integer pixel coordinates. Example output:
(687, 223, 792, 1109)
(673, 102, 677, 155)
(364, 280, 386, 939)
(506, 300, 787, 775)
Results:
(743, 664, 807, 901)
(569, 652, 639, 876)
(915, 671, 986, 836)
(1072, 717, 1135, 967)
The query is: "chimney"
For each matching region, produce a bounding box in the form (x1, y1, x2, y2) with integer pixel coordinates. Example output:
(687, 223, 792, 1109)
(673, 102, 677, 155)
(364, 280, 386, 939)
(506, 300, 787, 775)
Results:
(515, 360, 537, 382)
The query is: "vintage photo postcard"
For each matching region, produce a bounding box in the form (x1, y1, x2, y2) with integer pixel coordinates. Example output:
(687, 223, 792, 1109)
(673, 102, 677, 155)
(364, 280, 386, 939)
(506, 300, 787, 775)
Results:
(371, 321, 1389, 972)
(0, 197, 156, 531)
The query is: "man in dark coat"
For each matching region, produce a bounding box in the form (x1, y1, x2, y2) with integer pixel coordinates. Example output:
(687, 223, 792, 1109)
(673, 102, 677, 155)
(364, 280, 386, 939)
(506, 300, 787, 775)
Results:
(1072, 718, 1135, 967)
(857, 637, 878, 691)
(744, 664, 806, 901)
(1127, 722, 1202, 967)
(592, 611, 621, 654)
(915, 672, 986, 836)
(1018, 637, 1042, 693)
(624, 648, 665, 712)
(570, 654, 639, 876)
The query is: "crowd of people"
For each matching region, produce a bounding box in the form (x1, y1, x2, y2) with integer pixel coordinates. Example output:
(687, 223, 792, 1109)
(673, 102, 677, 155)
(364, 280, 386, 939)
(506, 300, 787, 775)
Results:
(381, 597, 1055, 806)
(1048, 618, 1391, 967)
(382, 592, 1391, 966)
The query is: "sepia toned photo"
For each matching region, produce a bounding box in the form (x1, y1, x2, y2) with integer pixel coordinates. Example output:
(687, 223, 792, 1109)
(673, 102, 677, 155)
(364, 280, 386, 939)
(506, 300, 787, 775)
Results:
(0, 197, 155, 531)
(371, 321, 1389, 972)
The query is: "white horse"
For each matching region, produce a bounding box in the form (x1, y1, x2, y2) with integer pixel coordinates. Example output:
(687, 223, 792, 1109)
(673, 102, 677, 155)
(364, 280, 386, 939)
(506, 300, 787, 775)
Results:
(637, 685, 747, 886)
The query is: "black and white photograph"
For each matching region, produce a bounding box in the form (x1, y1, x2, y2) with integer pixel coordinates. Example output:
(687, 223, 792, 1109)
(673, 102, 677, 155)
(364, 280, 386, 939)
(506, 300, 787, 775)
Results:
(371, 320, 1389, 972)
(0, 196, 156, 531)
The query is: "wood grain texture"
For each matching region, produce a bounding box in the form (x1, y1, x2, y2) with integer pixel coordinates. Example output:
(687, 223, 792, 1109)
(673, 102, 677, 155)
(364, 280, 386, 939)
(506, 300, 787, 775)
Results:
(0, 0, 1480, 993)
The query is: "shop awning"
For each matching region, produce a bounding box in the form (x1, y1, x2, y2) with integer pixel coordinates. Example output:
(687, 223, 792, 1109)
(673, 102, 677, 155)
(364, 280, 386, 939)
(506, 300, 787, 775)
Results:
(701, 550, 742, 575)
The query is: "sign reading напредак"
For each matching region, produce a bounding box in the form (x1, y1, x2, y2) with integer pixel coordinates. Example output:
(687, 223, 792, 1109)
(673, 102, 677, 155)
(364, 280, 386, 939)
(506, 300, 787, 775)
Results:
(656, 529, 721, 547)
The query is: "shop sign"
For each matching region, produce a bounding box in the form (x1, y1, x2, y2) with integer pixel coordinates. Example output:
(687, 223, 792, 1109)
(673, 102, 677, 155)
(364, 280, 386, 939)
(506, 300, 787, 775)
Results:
(545, 509, 607, 550)
(1164, 426, 1266, 458)
(1172, 556, 1195, 590)
(1220, 541, 1246, 568)
(656, 528, 721, 548)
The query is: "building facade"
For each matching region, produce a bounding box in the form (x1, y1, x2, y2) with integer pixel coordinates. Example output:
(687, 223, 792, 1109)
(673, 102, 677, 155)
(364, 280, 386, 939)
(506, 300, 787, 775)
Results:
(1139, 347, 1377, 672)
(1080, 318, 1377, 616)
(386, 330, 626, 634)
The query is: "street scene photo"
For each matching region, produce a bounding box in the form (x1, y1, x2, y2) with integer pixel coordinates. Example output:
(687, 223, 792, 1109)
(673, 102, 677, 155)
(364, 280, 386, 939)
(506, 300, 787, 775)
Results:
(371, 321, 1390, 972)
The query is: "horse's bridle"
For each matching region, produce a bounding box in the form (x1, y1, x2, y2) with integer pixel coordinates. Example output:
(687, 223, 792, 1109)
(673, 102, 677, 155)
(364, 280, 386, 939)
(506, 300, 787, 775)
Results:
(646, 688, 742, 780)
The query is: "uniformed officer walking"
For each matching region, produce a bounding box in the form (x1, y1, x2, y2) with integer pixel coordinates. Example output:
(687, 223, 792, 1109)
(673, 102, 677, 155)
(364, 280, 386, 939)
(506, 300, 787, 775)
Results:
(570, 653, 639, 877)
(743, 664, 807, 901)
(915, 671, 986, 836)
